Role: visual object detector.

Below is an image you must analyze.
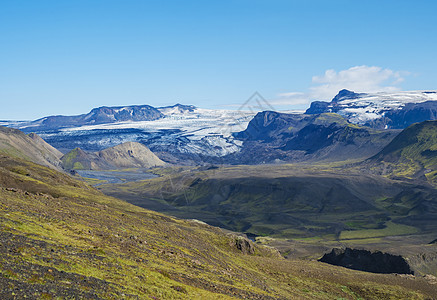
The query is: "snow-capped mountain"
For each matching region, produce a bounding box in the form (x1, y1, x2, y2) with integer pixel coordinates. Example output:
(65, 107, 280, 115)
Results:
(306, 89, 437, 128)
(11, 104, 255, 163)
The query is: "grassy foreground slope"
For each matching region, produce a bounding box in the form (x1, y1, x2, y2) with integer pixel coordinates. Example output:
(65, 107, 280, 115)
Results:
(1, 156, 436, 298)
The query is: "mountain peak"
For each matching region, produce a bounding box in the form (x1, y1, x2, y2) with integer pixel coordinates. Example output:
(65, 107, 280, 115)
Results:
(158, 103, 197, 115)
(331, 89, 362, 102)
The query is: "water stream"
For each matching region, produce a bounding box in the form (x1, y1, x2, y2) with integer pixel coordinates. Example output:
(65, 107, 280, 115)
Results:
(76, 170, 158, 186)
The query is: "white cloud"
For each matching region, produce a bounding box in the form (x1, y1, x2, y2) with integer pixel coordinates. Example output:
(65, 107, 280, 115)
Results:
(310, 65, 406, 100)
(270, 92, 308, 106)
(274, 65, 408, 109)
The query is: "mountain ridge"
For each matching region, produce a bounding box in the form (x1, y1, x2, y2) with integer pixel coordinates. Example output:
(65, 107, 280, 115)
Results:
(27, 104, 164, 130)
(0, 126, 63, 170)
(229, 112, 399, 164)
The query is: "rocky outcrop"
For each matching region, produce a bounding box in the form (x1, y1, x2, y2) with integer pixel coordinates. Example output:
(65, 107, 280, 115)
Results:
(229, 235, 255, 255)
(305, 101, 330, 114)
(319, 248, 414, 274)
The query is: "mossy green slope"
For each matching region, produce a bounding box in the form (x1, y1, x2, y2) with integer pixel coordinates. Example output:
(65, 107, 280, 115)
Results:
(1, 155, 435, 298)
(61, 147, 94, 170)
(101, 164, 437, 243)
(371, 120, 437, 185)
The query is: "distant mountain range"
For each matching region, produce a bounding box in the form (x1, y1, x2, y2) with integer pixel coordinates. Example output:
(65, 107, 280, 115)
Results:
(2, 89, 437, 165)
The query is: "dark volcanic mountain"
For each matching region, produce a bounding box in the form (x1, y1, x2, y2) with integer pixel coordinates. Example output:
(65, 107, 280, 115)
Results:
(229, 111, 398, 164)
(306, 89, 437, 129)
(25, 105, 164, 130)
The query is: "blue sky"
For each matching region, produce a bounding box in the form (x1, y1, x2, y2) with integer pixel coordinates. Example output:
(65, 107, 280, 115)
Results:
(1, 0, 437, 120)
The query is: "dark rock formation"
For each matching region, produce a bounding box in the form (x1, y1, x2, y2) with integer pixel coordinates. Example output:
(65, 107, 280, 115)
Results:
(331, 89, 362, 102)
(229, 235, 255, 255)
(230, 111, 397, 164)
(305, 89, 362, 114)
(305, 101, 330, 114)
(319, 248, 414, 274)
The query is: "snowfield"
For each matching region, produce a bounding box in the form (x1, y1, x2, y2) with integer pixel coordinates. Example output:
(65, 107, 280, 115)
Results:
(61, 108, 252, 139)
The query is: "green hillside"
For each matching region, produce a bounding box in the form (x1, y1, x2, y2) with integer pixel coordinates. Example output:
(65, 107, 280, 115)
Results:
(1, 155, 436, 298)
(99, 164, 437, 248)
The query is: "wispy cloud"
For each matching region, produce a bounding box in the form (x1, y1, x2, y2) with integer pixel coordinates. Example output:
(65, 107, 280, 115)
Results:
(269, 92, 308, 106)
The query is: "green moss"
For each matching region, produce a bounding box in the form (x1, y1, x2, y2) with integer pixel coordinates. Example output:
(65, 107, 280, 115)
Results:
(314, 113, 349, 126)
(73, 162, 85, 170)
(376, 121, 437, 186)
(61, 148, 80, 169)
(340, 221, 418, 240)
